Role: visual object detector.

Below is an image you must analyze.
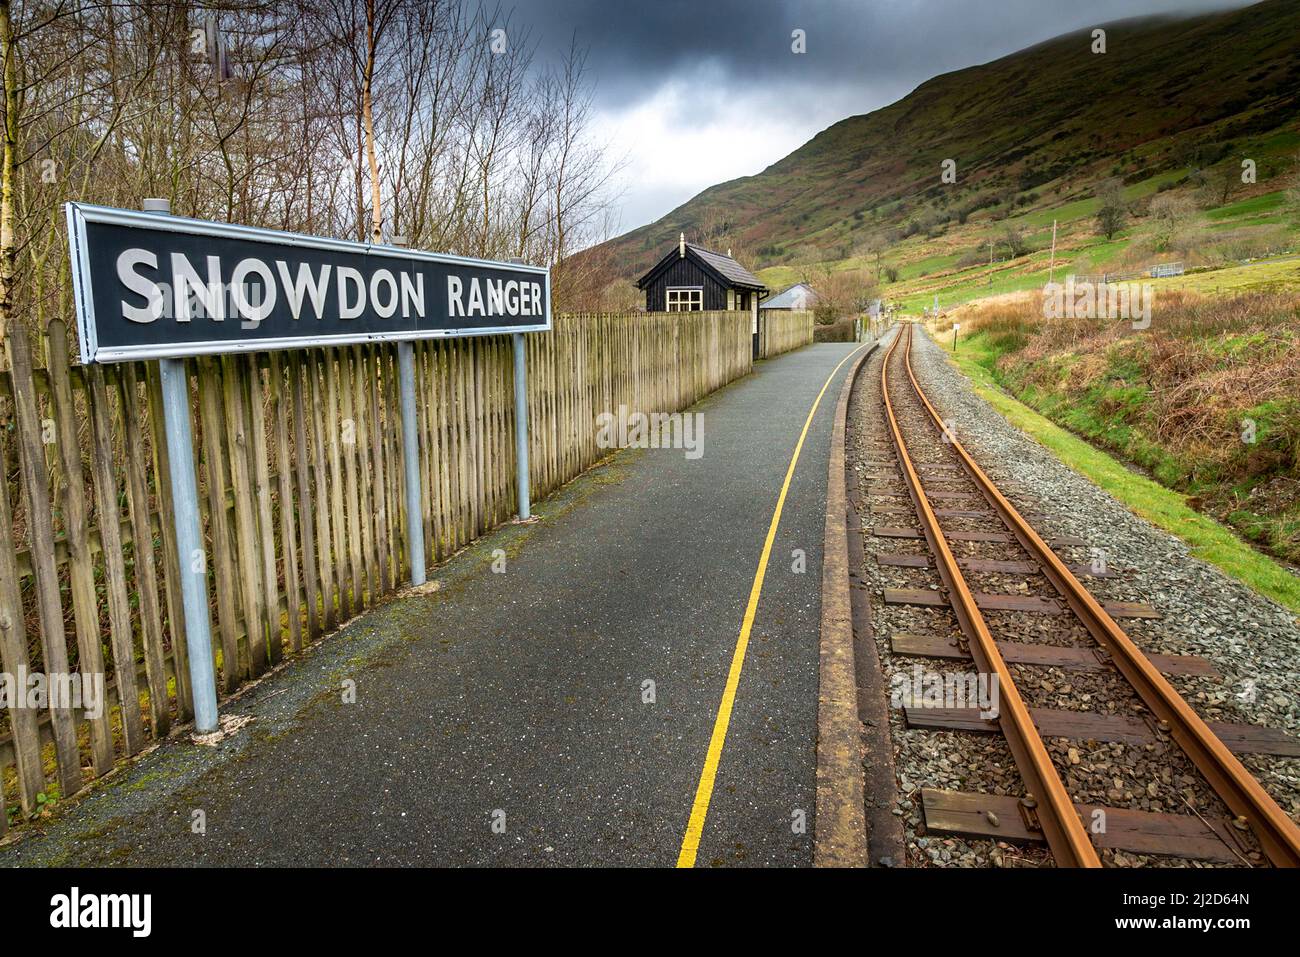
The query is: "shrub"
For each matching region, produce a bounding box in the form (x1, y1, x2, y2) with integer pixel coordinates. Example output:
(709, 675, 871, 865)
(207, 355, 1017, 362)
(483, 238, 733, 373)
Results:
(813, 317, 857, 342)
(945, 288, 1300, 561)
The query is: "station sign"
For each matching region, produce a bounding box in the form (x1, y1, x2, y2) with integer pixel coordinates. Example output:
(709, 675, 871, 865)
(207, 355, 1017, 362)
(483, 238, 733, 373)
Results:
(66, 202, 551, 363)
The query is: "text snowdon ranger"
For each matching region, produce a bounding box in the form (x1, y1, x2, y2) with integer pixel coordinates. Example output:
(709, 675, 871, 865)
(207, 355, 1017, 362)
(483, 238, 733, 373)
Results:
(115, 249, 545, 324)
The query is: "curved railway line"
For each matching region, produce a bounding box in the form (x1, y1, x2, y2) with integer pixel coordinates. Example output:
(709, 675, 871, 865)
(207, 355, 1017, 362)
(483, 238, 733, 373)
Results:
(856, 321, 1300, 867)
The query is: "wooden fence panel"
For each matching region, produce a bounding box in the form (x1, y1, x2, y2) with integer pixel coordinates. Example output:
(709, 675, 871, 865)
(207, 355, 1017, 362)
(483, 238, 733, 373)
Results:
(197, 357, 242, 690)
(44, 320, 115, 773)
(119, 364, 172, 737)
(220, 355, 268, 676)
(758, 309, 814, 359)
(0, 309, 753, 817)
(269, 353, 304, 654)
(0, 424, 46, 817)
(307, 353, 336, 633)
(247, 359, 283, 666)
(289, 353, 321, 642)
(5, 325, 83, 798)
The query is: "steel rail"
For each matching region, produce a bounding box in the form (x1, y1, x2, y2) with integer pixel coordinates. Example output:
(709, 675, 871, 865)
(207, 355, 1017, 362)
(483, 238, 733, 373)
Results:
(882, 323, 1101, 867)
(901, 324, 1300, 868)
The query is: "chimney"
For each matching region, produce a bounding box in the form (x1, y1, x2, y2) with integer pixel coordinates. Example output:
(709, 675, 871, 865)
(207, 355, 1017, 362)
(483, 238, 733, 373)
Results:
(679, 232, 685, 258)
(726, 248, 732, 258)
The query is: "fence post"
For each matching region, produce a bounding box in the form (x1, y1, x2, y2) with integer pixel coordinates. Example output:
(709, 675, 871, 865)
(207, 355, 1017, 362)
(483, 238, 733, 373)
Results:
(391, 236, 426, 586)
(145, 198, 219, 734)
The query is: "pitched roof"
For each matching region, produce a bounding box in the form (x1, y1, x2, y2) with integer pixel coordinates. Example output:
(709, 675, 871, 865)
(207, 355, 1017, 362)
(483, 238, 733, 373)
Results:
(684, 244, 765, 290)
(636, 241, 767, 292)
(761, 282, 817, 310)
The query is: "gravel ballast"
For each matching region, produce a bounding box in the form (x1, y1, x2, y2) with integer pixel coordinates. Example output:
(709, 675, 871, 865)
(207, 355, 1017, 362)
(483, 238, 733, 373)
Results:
(847, 324, 1300, 868)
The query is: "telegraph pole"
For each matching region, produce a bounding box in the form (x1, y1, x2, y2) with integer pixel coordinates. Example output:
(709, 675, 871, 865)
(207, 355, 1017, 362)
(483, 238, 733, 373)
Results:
(1048, 219, 1058, 285)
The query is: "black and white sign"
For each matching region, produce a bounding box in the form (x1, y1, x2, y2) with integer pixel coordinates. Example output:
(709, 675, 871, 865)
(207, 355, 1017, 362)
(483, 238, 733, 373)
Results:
(66, 202, 551, 363)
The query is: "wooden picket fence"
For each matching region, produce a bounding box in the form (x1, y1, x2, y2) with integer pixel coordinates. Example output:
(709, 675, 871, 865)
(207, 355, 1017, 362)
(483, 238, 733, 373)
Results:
(0, 309, 752, 830)
(758, 309, 814, 359)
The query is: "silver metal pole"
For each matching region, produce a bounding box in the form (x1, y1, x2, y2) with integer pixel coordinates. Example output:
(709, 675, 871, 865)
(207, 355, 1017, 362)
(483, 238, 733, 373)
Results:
(145, 198, 218, 733)
(506, 257, 532, 522)
(512, 332, 531, 520)
(397, 340, 425, 585)
(390, 235, 427, 586)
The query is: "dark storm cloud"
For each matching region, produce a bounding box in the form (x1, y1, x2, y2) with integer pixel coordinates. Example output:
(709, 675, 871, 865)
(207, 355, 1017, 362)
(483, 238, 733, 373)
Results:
(505, 0, 1257, 229)
(519, 0, 1251, 111)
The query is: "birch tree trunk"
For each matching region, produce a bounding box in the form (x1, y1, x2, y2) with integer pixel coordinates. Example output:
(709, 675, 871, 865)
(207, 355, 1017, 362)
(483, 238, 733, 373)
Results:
(364, 0, 382, 243)
(0, 0, 18, 349)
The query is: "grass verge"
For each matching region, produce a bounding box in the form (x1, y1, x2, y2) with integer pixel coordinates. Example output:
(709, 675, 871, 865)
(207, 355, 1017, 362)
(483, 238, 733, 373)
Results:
(942, 330, 1300, 617)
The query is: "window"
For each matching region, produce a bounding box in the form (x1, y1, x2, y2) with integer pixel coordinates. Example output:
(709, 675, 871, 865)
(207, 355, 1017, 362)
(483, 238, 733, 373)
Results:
(666, 287, 703, 312)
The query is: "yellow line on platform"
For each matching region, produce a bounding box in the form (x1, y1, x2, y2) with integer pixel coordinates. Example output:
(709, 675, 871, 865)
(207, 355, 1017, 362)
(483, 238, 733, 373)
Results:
(676, 343, 868, 868)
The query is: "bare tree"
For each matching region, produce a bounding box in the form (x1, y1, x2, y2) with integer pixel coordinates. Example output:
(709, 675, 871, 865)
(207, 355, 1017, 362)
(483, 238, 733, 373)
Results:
(1148, 193, 1199, 252)
(801, 263, 875, 323)
(857, 233, 889, 282)
(1095, 177, 1127, 240)
(0, 0, 624, 347)
(1002, 225, 1029, 258)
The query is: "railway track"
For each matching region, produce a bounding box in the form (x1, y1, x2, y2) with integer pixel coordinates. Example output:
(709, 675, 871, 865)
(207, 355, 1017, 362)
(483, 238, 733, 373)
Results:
(859, 321, 1300, 867)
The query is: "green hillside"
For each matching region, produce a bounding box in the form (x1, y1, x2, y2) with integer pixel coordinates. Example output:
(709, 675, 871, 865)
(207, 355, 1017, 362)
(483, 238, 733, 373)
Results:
(586, 0, 1300, 303)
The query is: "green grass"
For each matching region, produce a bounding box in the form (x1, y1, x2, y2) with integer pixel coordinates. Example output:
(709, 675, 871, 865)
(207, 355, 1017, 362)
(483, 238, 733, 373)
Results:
(1009, 195, 1102, 231)
(897, 257, 1056, 311)
(941, 330, 1300, 617)
(1149, 256, 1300, 295)
(756, 264, 800, 291)
(899, 250, 966, 279)
(1204, 190, 1288, 222)
(751, 168, 1297, 318)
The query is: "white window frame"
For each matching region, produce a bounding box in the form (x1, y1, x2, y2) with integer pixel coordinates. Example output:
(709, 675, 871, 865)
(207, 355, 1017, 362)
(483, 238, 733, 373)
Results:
(666, 286, 703, 312)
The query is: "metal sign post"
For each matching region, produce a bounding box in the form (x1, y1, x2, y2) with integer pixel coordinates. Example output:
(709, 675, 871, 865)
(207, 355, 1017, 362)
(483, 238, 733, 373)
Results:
(513, 332, 531, 520)
(507, 258, 532, 521)
(143, 198, 219, 734)
(397, 339, 426, 583)
(390, 235, 426, 586)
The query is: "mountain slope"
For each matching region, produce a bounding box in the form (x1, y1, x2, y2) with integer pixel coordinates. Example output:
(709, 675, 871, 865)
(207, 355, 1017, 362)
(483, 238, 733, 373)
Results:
(587, 0, 1300, 291)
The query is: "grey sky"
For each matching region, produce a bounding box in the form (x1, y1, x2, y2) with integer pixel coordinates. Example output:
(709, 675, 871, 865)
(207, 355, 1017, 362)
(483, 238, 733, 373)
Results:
(513, 0, 1255, 231)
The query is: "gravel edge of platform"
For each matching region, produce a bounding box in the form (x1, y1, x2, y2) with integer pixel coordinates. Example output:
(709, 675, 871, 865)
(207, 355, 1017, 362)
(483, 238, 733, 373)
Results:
(907, 327, 1300, 824)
